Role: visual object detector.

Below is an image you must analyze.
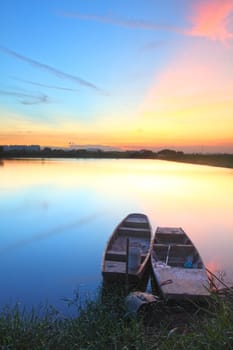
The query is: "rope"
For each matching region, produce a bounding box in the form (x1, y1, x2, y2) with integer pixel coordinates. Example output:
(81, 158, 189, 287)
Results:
(205, 267, 230, 290)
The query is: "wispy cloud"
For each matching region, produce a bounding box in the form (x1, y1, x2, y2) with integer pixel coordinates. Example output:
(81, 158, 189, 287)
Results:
(60, 11, 182, 33)
(186, 0, 233, 42)
(0, 89, 50, 105)
(0, 45, 101, 91)
(60, 7, 233, 43)
(13, 77, 79, 92)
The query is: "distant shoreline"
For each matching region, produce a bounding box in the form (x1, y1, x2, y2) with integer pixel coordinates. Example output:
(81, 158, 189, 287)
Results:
(1, 149, 233, 169)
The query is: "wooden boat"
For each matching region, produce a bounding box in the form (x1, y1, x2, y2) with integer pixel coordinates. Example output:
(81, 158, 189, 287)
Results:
(102, 213, 153, 290)
(151, 227, 210, 301)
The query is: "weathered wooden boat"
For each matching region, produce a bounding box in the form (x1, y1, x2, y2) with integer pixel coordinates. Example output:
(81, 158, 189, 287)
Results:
(102, 213, 153, 290)
(151, 227, 210, 301)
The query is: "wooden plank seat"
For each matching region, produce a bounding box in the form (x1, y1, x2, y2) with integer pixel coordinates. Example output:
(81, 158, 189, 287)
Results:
(104, 260, 144, 274)
(156, 231, 190, 244)
(118, 226, 151, 237)
(123, 219, 149, 229)
(104, 260, 126, 273)
(106, 249, 147, 262)
(154, 244, 194, 252)
(105, 250, 127, 261)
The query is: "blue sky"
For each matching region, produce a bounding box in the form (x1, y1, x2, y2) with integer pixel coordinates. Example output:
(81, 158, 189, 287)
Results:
(1, 0, 233, 151)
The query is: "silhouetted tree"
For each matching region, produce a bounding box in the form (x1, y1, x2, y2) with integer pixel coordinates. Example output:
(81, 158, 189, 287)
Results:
(43, 147, 52, 152)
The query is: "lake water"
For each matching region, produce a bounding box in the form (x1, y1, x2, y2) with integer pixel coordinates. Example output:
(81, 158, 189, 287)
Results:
(0, 158, 232, 314)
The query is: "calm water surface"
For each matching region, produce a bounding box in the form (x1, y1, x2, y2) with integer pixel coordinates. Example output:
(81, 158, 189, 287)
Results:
(0, 158, 232, 313)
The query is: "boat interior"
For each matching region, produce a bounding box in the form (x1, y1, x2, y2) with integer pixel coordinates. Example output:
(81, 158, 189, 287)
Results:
(153, 243, 203, 268)
(105, 218, 151, 264)
(152, 227, 203, 268)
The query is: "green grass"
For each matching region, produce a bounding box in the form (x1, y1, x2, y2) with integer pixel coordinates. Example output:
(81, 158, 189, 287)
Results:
(0, 288, 232, 350)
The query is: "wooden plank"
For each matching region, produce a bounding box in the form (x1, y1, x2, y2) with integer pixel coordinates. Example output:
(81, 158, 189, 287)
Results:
(153, 267, 210, 299)
(118, 226, 151, 237)
(106, 249, 147, 262)
(107, 249, 126, 255)
(156, 227, 185, 235)
(104, 260, 140, 274)
(104, 261, 126, 273)
(124, 214, 149, 228)
(155, 227, 190, 244)
(105, 250, 127, 261)
(125, 215, 148, 224)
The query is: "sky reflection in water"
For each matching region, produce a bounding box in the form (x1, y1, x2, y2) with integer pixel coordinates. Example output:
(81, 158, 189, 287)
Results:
(0, 159, 232, 313)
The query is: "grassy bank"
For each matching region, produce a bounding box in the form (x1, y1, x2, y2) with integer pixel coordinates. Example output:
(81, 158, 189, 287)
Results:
(0, 288, 232, 350)
(168, 153, 233, 169)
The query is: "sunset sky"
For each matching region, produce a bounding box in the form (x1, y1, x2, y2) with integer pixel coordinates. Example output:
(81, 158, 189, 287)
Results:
(1, 0, 233, 152)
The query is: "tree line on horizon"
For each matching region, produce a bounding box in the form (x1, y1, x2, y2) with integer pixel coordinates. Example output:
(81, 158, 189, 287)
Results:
(0, 145, 233, 168)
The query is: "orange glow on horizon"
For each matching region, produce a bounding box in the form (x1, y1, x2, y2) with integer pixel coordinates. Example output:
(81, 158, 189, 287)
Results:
(1, 37, 233, 153)
(1, 132, 233, 152)
(0, 105, 233, 151)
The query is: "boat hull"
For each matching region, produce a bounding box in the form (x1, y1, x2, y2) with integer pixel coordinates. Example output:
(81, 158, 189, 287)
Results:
(151, 227, 210, 301)
(102, 213, 153, 291)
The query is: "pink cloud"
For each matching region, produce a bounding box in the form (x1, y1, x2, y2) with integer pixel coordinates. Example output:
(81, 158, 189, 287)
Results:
(187, 0, 233, 41)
